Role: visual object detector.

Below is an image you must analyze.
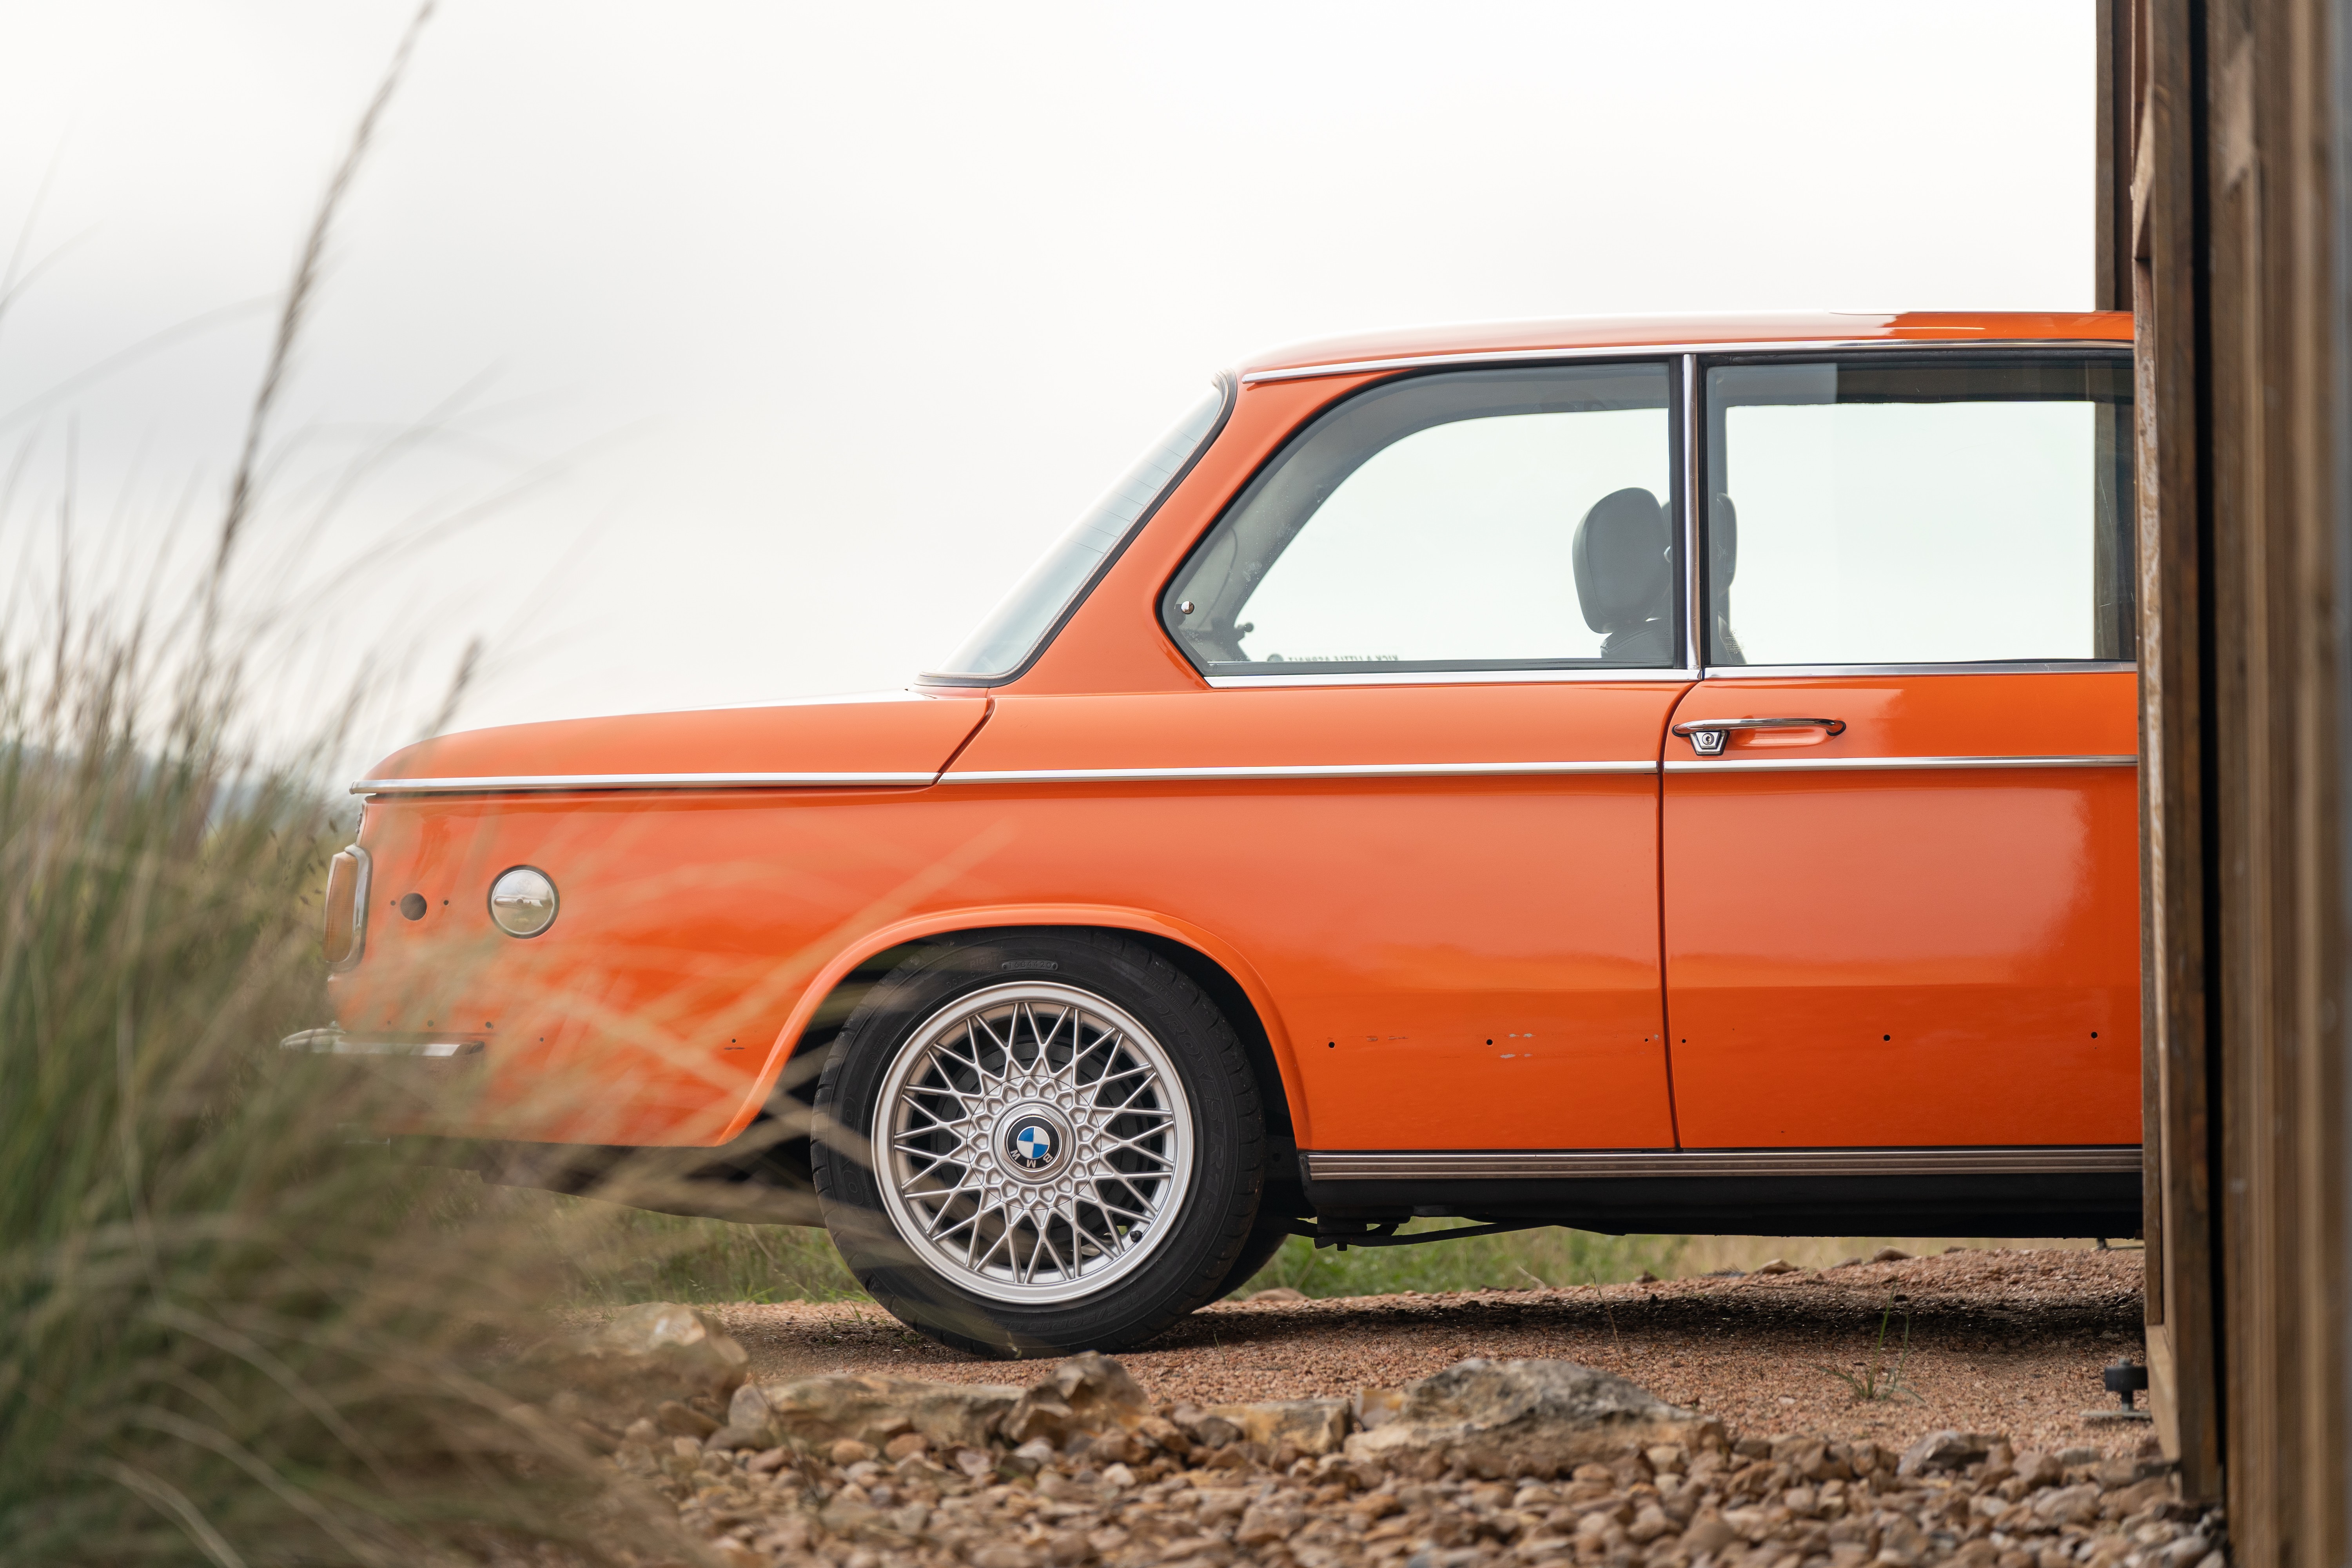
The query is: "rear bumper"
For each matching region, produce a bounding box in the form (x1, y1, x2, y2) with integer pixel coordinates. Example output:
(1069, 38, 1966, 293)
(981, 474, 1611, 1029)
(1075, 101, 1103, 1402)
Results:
(279, 1027, 484, 1058)
(278, 1025, 821, 1225)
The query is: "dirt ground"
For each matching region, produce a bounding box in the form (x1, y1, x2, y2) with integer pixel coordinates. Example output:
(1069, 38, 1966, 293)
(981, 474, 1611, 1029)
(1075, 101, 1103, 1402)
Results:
(706, 1247, 2153, 1459)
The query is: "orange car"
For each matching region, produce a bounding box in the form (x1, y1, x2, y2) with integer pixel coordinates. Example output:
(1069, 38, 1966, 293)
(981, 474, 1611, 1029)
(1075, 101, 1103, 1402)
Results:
(305, 312, 2142, 1356)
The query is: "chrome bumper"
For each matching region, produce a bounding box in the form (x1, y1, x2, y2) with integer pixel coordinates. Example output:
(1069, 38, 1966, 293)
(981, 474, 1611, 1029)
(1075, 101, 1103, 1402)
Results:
(278, 1027, 483, 1059)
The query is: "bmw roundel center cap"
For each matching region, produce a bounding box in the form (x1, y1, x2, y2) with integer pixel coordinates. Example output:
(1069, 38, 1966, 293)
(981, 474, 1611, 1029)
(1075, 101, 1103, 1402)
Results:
(1005, 1114, 1060, 1176)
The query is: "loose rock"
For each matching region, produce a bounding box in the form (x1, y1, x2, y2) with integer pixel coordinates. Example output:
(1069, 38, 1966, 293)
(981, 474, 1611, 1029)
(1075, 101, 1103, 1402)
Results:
(759, 1371, 1021, 1451)
(1000, 1350, 1151, 1444)
(1342, 1356, 1725, 1477)
(1899, 1428, 2005, 1475)
(566, 1325, 2220, 1568)
(653, 1400, 717, 1439)
(1207, 1396, 1352, 1455)
(516, 1300, 748, 1407)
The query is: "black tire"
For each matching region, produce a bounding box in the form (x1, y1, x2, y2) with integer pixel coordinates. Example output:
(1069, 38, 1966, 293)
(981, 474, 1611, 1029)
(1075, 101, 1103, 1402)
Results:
(1212, 1209, 1299, 1299)
(812, 929, 1265, 1357)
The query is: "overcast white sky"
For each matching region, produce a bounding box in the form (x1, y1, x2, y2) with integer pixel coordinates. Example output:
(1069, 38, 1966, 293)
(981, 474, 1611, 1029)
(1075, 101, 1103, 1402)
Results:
(0, 1, 2092, 758)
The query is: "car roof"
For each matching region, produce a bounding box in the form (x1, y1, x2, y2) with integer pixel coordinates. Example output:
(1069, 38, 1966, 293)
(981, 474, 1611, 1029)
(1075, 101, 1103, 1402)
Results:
(1236, 311, 2132, 382)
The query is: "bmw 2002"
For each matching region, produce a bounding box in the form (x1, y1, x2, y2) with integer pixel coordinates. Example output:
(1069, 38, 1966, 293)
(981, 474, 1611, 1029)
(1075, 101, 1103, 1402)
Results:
(303, 311, 2142, 1355)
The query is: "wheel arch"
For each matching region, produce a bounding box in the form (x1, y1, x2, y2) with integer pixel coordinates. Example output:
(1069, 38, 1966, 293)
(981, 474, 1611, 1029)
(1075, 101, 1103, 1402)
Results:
(726, 907, 1307, 1158)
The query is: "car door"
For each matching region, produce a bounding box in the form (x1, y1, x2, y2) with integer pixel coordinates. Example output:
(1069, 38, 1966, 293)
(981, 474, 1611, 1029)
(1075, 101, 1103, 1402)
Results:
(1660, 350, 2142, 1151)
(946, 359, 1694, 1152)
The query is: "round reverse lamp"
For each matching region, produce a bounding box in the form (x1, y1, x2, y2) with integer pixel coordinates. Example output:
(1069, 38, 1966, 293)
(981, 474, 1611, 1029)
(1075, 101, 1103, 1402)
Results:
(488, 866, 559, 938)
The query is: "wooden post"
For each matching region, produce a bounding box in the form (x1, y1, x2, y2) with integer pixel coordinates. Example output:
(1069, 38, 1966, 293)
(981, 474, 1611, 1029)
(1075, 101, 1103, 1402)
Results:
(2116, 0, 2352, 1555)
(2125, 0, 2225, 1507)
(2096, 0, 2137, 310)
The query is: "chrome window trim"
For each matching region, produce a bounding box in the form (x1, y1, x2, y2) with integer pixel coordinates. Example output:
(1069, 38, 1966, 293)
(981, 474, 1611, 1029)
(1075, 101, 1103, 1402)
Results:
(1699, 661, 2138, 680)
(350, 772, 936, 796)
(1168, 356, 1686, 687)
(1663, 753, 2138, 774)
(1679, 353, 1702, 672)
(1239, 338, 2129, 386)
(940, 760, 1658, 785)
(1304, 1145, 2143, 1181)
(1695, 345, 2136, 674)
(1208, 343, 2138, 691)
(1204, 659, 2139, 689)
(1201, 667, 1697, 689)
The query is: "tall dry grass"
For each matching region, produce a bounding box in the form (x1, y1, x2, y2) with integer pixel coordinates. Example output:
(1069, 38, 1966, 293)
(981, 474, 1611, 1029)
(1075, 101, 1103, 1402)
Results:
(0, 627, 681, 1566)
(0, 9, 694, 1562)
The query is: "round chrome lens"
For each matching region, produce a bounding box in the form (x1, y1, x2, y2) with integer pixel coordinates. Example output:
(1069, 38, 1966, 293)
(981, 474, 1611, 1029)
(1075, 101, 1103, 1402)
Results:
(488, 866, 558, 938)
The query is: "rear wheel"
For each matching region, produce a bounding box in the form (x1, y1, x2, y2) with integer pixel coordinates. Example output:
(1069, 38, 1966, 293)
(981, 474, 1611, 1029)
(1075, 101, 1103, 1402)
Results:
(812, 930, 1264, 1357)
(1212, 1209, 1299, 1299)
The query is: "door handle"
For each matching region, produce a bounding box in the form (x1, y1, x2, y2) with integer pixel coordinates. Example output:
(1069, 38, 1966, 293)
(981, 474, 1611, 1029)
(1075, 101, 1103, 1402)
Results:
(1671, 716, 1846, 757)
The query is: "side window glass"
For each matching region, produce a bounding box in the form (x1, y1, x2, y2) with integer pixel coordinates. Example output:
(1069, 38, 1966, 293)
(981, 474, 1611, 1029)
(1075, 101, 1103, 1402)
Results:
(1704, 357, 2135, 667)
(1162, 363, 1681, 676)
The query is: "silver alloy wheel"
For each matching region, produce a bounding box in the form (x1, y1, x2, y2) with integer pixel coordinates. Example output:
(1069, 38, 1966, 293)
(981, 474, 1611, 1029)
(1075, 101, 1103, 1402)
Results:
(871, 981, 1196, 1305)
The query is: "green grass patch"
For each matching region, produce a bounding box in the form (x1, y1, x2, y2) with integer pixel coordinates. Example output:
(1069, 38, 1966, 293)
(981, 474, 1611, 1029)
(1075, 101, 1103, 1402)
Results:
(1234, 1220, 1688, 1298)
(514, 1207, 2070, 1310)
(476, 1189, 868, 1306)
(508, 1204, 1694, 1308)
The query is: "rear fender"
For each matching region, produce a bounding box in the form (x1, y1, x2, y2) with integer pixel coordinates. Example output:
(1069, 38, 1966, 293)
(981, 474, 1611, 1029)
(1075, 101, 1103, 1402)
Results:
(733, 904, 1308, 1148)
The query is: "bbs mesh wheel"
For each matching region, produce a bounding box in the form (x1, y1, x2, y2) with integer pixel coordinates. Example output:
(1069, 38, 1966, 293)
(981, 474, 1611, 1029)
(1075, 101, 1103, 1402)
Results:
(812, 930, 1264, 1357)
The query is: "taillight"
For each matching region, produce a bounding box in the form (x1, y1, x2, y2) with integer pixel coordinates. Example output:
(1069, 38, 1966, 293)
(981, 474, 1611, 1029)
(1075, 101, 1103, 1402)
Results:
(322, 846, 371, 969)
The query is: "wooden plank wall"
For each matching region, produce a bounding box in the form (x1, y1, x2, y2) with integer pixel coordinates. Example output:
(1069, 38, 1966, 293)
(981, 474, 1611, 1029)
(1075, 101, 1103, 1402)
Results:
(2117, 0, 2222, 1502)
(2104, 0, 2351, 1559)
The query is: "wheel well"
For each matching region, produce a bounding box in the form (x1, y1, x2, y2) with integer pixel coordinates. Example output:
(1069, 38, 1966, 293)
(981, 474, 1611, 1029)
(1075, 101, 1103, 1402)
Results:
(754, 943, 921, 1187)
(1123, 930, 1305, 1221)
(1117, 931, 1295, 1143)
(766, 926, 1299, 1201)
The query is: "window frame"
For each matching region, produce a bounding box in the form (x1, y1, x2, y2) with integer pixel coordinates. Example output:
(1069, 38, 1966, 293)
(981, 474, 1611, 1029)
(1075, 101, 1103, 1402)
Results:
(1691, 345, 2140, 680)
(1158, 356, 1696, 688)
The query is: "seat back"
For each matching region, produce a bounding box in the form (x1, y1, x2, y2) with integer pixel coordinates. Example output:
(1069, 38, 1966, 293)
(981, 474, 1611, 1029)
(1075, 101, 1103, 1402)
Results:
(1572, 486, 1671, 635)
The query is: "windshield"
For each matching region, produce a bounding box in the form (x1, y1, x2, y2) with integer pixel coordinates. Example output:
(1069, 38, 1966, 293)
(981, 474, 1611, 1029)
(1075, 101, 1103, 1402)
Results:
(925, 381, 1230, 682)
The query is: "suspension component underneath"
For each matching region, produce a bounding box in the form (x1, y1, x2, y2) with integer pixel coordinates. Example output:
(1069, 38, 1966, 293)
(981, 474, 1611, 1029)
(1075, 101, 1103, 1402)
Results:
(1285, 1218, 1548, 1251)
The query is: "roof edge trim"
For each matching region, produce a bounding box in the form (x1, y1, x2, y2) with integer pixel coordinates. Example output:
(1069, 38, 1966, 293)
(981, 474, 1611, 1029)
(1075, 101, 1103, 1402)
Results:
(1240, 338, 2134, 386)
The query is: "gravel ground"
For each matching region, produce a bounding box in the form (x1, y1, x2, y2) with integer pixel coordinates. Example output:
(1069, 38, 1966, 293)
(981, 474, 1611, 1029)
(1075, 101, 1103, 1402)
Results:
(708, 1249, 2154, 1459)
(628, 1421, 2213, 1568)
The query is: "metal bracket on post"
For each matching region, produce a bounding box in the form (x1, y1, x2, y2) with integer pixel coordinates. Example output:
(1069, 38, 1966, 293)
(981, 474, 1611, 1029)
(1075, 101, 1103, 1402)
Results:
(2083, 1359, 2153, 1424)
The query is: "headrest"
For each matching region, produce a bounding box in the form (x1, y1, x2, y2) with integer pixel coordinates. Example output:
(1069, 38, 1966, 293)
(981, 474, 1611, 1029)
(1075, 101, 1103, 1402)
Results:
(1710, 493, 1738, 590)
(1572, 486, 1670, 633)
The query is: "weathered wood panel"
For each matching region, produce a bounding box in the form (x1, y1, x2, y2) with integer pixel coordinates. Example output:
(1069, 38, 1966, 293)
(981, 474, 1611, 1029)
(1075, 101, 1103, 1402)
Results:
(2122, 0, 2224, 1506)
(2109, 0, 2350, 1556)
(2096, 0, 2136, 311)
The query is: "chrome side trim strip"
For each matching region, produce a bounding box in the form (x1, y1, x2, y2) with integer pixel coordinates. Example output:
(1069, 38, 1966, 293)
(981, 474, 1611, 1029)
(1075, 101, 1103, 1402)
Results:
(1663, 753, 2138, 774)
(1204, 669, 1696, 688)
(354, 758, 2131, 793)
(350, 772, 937, 795)
(1305, 1146, 2144, 1181)
(278, 1028, 485, 1058)
(1700, 660, 2138, 679)
(1240, 338, 2128, 385)
(940, 760, 1659, 785)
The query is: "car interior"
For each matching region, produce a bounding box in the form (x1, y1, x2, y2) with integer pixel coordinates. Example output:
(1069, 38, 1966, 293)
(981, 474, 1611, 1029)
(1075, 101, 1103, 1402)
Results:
(1569, 485, 1676, 664)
